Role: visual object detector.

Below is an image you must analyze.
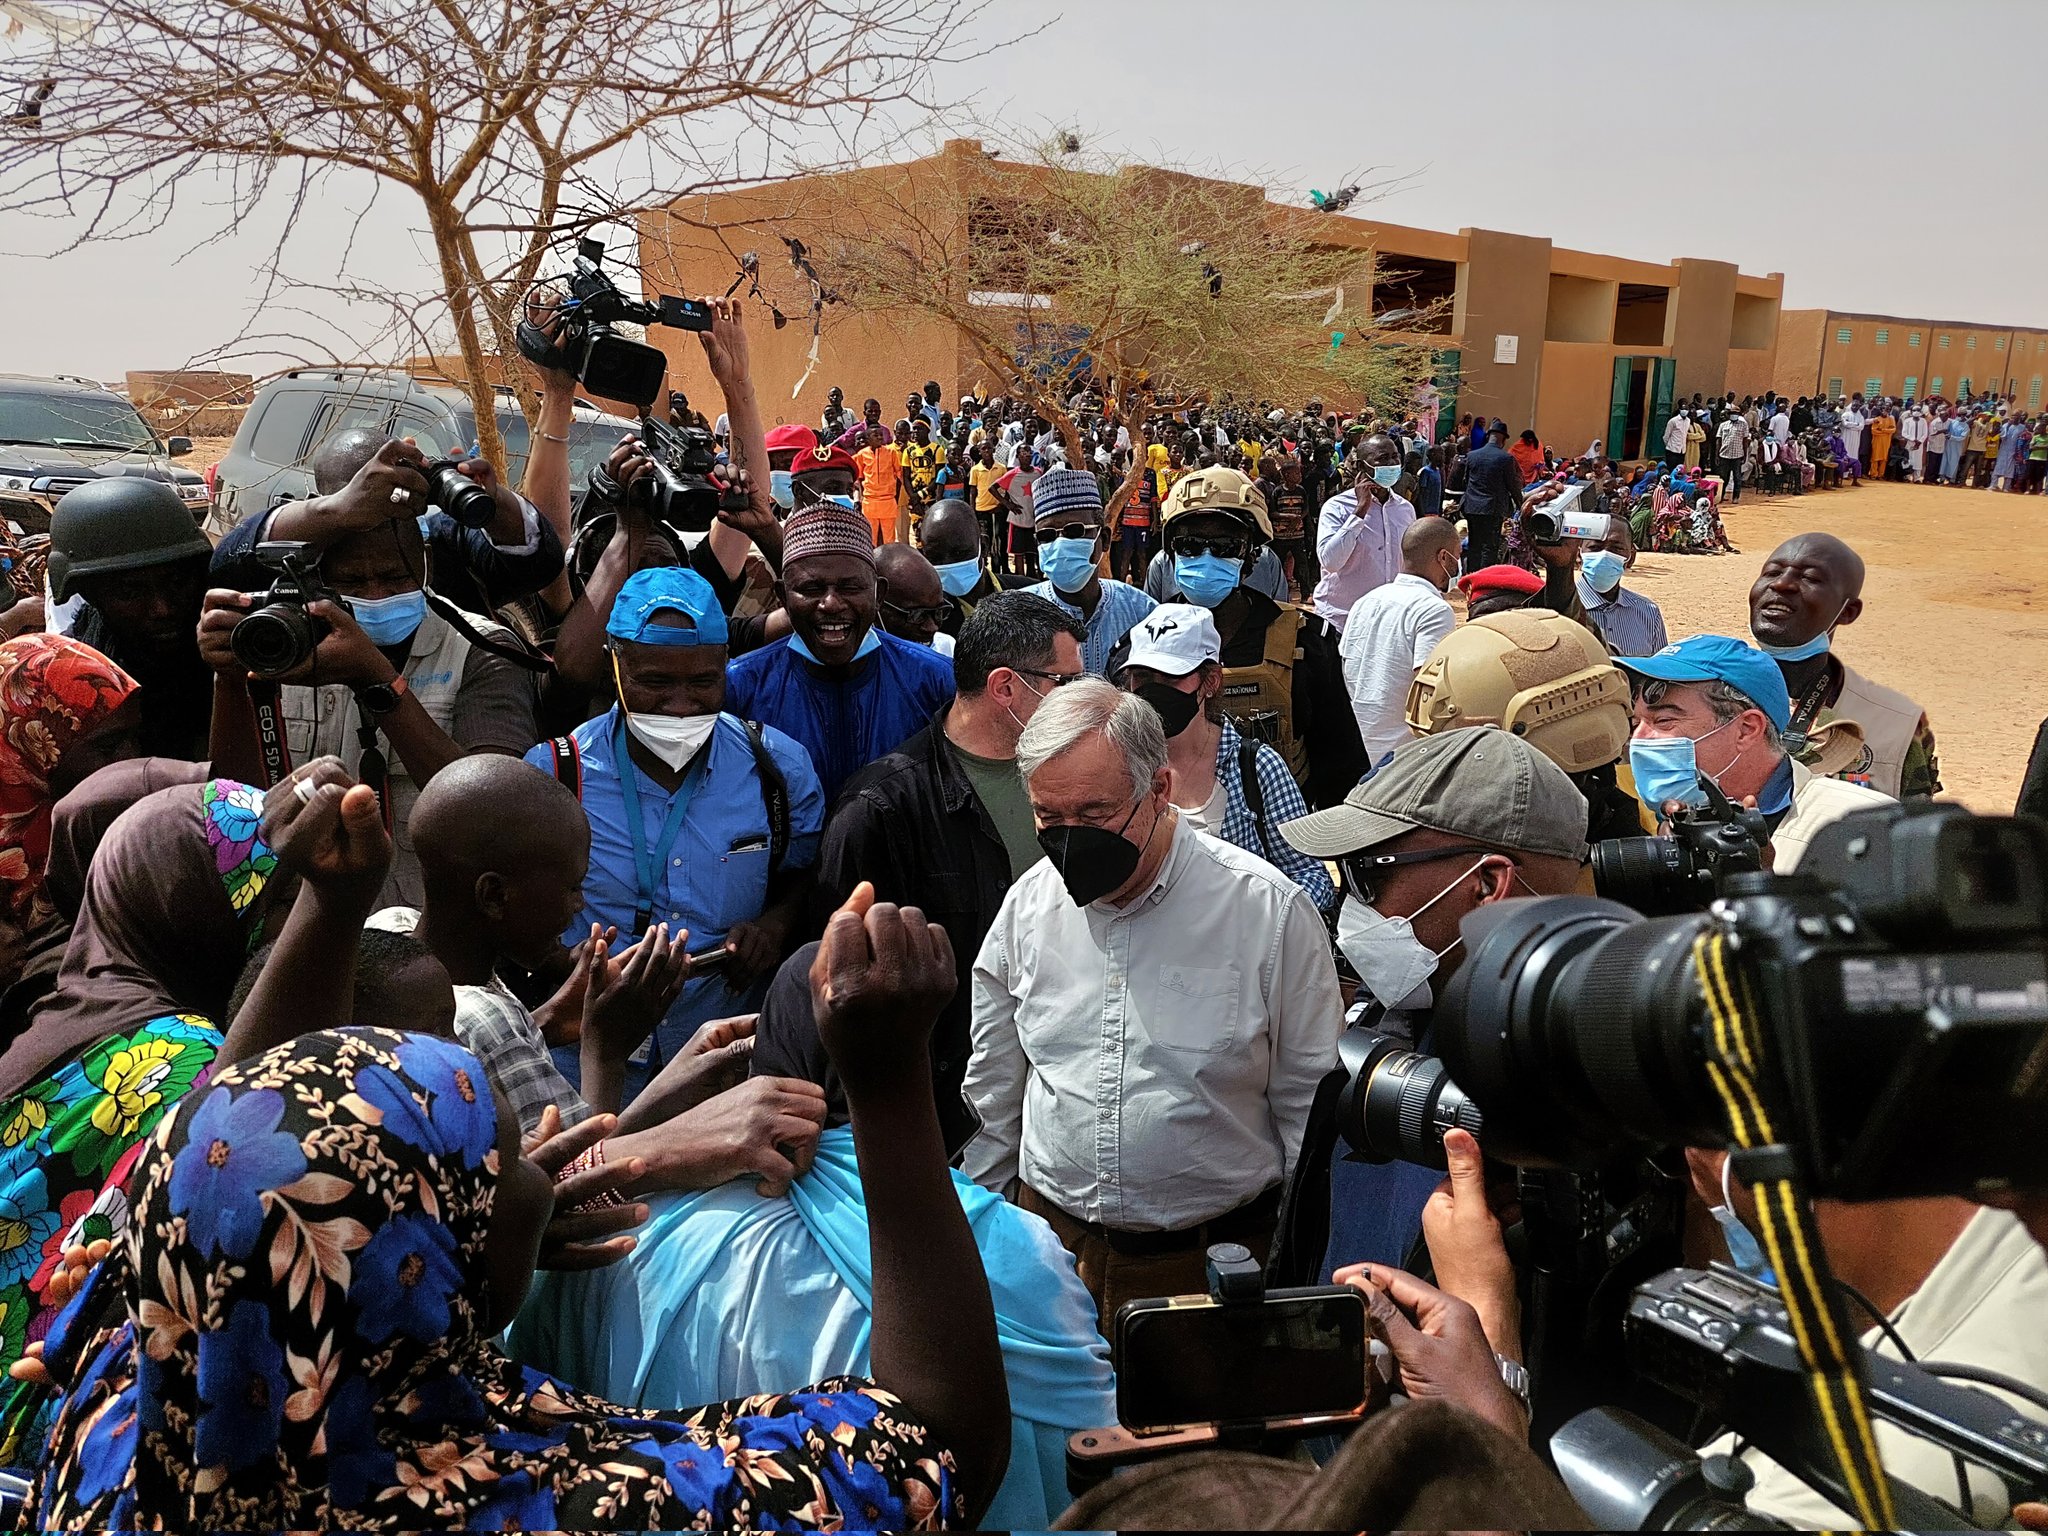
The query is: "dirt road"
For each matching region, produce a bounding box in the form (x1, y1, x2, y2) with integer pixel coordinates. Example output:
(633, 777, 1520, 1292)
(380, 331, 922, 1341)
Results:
(1627, 479, 2046, 811)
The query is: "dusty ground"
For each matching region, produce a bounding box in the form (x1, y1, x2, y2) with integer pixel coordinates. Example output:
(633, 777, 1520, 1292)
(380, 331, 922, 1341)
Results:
(1626, 478, 2047, 812)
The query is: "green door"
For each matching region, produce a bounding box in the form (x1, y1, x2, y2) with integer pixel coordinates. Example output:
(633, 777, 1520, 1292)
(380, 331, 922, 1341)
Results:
(1608, 356, 1633, 458)
(1646, 357, 1677, 458)
(1431, 349, 1461, 441)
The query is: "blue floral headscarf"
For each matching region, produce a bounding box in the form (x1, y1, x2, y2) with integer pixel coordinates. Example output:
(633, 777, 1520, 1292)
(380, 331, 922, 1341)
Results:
(28, 1028, 958, 1530)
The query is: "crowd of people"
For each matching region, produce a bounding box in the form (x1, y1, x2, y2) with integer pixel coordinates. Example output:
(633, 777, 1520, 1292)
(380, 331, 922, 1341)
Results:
(0, 288, 2042, 1532)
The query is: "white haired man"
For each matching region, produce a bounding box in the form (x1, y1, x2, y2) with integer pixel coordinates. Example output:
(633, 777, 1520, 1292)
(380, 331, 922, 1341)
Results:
(962, 677, 1343, 1327)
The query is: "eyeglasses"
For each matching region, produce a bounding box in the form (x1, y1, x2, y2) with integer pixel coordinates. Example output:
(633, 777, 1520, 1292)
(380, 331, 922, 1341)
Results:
(1013, 666, 1087, 688)
(1339, 844, 1502, 906)
(1168, 534, 1251, 561)
(883, 600, 948, 626)
(1034, 522, 1102, 546)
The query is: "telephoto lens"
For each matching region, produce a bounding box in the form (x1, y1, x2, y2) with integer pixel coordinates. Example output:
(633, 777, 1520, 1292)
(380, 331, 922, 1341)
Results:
(1337, 1026, 1483, 1169)
(423, 460, 498, 528)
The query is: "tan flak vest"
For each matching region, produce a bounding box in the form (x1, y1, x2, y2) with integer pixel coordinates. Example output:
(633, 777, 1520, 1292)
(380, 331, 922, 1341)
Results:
(1218, 604, 1307, 783)
(279, 603, 508, 907)
(1826, 662, 1923, 799)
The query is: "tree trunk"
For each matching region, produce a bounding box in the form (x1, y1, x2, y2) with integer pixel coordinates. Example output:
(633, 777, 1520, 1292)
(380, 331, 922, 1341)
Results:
(424, 192, 510, 470)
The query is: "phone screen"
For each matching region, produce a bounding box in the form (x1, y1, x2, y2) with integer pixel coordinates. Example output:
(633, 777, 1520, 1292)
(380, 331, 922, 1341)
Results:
(1115, 1288, 1367, 1433)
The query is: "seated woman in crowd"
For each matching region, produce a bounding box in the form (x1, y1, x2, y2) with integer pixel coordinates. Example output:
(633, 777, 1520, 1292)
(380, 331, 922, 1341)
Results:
(511, 942, 1113, 1530)
(21, 758, 1014, 1527)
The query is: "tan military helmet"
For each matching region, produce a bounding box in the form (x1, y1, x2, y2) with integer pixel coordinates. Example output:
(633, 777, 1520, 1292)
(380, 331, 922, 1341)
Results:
(1406, 609, 1632, 774)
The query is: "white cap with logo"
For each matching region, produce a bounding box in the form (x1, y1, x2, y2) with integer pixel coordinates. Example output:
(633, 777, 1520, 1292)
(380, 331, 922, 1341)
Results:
(1117, 603, 1221, 680)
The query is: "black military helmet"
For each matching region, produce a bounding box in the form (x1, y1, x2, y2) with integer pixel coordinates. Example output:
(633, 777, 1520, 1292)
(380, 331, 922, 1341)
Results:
(47, 475, 211, 602)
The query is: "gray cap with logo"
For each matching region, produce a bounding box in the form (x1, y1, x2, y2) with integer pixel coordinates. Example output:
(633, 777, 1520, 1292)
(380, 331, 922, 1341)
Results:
(1279, 726, 1589, 862)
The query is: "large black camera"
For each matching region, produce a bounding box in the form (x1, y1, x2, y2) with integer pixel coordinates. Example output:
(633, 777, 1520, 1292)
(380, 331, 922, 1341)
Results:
(1407, 802, 2048, 1198)
(230, 541, 340, 678)
(518, 237, 711, 407)
(583, 414, 746, 536)
(422, 458, 498, 529)
(1591, 778, 1769, 917)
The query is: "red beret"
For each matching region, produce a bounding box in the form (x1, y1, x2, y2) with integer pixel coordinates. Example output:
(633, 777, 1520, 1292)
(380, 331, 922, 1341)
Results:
(765, 423, 819, 453)
(791, 443, 858, 477)
(1457, 563, 1544, 599)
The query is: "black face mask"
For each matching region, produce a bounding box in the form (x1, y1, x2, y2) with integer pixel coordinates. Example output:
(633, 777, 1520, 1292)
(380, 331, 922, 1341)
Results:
(1037, 794, 1154, 907)
(1134, 681, 1202, 738)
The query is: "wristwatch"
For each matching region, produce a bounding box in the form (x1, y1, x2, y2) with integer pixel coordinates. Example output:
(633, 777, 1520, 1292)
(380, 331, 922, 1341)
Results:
(356, 675, 410, 718)
(1494, 1352, 1531, 1416)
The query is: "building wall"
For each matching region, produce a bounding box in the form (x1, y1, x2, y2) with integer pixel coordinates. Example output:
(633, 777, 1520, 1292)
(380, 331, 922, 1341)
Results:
(1453, 228, 1553, 436)
(1775, 310, 2048, 405)
(1773, 309, 1827, 397)
(1667, 259, 1738, 401)
(1536, 342, 1623, 458)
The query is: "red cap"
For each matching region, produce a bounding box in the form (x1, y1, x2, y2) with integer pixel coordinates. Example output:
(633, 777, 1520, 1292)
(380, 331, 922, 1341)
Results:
(766, 423, 819, 453)
(1457, 563, 1544, 599)
(791, 443, 858, 477)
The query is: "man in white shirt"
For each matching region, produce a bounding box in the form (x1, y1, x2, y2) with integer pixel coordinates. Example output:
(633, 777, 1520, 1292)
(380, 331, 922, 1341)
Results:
(1311, 432, 1417, 629)
(1714, 409, 1749, 502)
(1661, 406, 1691, 467)
(963, 677, 1342, 1326)
(1769, 404, 1792, 444)
(1338, 518, 1460, 771)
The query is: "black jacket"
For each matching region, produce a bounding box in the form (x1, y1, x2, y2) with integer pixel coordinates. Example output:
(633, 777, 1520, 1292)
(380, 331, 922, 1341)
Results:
(808, 706, 1010, 1154)
(1459, 442, 1524, 520)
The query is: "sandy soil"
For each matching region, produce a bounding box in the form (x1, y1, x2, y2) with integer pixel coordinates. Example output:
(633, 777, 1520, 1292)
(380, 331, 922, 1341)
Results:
(1625, 478, 2048, 812)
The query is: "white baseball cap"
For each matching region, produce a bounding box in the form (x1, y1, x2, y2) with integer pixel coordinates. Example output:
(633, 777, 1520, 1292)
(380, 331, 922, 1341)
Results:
(1117, 603, 1221, 679)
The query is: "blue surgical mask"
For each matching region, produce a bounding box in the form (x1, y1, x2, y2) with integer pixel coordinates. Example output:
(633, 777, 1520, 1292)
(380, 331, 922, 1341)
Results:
(1041, 535, 1100, 594)
(1174, 552, 1243, 608)
(350, 589, 426, 647)
(934, 557, 982, 598)
(1628, 733, 1708, 814)
(1711, 1156, 1776, 1285)
(788, 627, 882, 665)
(768, 469, 794, 510)
(1372, 463, 1402, 488)
(1581, 549, 1626, 593)
(1755, 630, 1830, 662)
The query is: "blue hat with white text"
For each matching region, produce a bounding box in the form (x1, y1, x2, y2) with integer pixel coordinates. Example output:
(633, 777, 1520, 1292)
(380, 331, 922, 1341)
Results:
(1616, 635, 1790, 731)
(607, 566, 729, 647)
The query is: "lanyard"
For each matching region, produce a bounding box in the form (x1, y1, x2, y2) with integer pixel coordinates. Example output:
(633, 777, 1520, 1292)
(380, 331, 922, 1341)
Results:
(615, 710, 707, 935)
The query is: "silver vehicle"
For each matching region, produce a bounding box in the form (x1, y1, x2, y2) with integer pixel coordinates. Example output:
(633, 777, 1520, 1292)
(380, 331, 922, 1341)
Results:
(207, 368, 636, 537)
(0, 373, 207, 534)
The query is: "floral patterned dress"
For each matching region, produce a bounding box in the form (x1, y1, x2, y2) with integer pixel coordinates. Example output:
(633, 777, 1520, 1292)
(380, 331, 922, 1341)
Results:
(29, 1029, 960, 1530)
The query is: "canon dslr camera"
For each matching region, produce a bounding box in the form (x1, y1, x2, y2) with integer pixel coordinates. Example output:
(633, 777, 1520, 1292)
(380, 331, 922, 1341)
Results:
(230, 541, 340, 679)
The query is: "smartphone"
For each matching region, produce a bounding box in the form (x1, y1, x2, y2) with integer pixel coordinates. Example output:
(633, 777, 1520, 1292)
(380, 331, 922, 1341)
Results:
(1113, 1285, 1368, 1435)
(686, 944, 728, 974)
(661, 295, 715, 333)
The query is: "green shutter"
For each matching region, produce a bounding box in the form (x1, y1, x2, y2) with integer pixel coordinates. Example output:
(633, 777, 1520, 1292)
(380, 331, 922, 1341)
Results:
(1875, 328, 1889, 345)
(1835, 327, 1853, 343)
(1864, 378, 1882, 397)
(1608, 356, 1633, 461)
(1431, 348, 1461, 441)
(1903, 375, 1918, 398)
(1646, 358, 1676, 457)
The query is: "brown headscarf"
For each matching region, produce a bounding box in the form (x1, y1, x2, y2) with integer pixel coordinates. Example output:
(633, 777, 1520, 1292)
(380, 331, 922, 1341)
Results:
(0, 777, 284, 1098)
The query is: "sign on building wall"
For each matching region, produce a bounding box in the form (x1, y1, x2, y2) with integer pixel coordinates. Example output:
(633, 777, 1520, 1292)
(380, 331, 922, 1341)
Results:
(1493, 334, 1519, 365)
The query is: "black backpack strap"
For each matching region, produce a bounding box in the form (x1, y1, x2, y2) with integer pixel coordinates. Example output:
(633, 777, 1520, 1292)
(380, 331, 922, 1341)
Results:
(744, 720, 790, 874)
(547, 735, 581, 799)
(1237, 733, 1272, 859)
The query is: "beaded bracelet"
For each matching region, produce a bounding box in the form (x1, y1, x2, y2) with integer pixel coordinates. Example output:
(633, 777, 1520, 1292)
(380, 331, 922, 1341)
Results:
(558, 1137, 626, 1208)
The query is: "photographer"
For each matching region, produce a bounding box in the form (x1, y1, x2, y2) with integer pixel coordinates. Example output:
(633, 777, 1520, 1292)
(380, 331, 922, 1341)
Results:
(210, 430, 565, 624)
(1615, 634, 1890, 869)
(199, 438, 540, 905)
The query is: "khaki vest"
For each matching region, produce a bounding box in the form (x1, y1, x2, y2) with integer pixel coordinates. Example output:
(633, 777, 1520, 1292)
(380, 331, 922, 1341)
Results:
(1218, 605, 1306, 783)
(1823, 663, 1923, 800)
(279, 603, 507, 907)
(1772, 759, 1895, 873)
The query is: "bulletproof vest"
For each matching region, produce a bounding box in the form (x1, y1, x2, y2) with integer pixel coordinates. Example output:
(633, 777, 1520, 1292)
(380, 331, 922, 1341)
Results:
(1218, 604, 1306, 782)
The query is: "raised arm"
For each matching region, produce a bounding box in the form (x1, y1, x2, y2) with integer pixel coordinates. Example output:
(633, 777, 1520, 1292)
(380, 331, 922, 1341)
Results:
(813, 883, 1010, 1522)
(696, 298, 784, 577)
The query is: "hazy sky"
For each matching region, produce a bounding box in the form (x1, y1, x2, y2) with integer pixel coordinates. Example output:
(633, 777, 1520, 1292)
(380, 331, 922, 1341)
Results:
(9, 0, 2046, 381)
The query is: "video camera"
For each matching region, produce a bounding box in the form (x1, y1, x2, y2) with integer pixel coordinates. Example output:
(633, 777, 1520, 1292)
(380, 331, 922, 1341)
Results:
(520, 237, 712, 407)
(1553, 1265, 2048, 1528)
(583, 410, 745, 536)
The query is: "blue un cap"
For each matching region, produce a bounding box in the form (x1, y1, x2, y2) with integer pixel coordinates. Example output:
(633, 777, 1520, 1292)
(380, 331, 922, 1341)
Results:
(1616, 634, 1791, 732)
(606, 566, 729, 648)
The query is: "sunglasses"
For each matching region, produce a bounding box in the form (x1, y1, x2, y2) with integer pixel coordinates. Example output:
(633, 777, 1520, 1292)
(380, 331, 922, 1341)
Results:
(1339, 844, 1501, 906)
(1014, 666, 1088, 688)
(1034, 522, 1102, 546)
(883, 600, 948, 626)
(1169, 534, 1251, 561)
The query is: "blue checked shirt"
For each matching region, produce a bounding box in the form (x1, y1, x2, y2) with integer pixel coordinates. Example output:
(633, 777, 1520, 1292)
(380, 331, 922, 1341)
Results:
(1025, 578, 1157, 676)
(1212, 719, 1335, 910)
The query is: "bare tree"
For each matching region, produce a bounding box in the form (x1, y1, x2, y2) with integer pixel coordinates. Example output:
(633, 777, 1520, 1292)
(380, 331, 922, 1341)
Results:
(824, 137, 1443, 507)
(0, 0, 985, 465)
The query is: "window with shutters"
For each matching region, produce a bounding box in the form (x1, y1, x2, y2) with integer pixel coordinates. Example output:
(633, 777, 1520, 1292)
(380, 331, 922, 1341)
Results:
(1903, 375, 1919, 398)
(1864, 378, 1882, 398)
(1875, 329, 1889, 345)
(1909, 331, 1922, 347)
(1836, 327, 1853, 344)
(1995, 337, 2006, 352)
(1967, 335, 1978, 350)
(2032, 377, 2042, 408)
(1931, 376, 1944, 394)
(1826, 377, 1844, 398)
(1938, 334, 1950, 349)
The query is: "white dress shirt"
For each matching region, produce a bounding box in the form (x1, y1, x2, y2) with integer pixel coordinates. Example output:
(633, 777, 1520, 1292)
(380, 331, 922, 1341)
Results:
(963, 817, 1343, 1232)
(1311, 485, 1417, 628)
(1769, 411, 1791, 443)
(1337, 572, 1455, 767)
(1662, 412, 1692, 454)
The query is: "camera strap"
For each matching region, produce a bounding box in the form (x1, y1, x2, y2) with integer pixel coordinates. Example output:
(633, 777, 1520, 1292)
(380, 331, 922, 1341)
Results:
(1692, 926, 1896, 1528)
(350, 708, 394, 833)
(246, 679, 292, 788)
(422, 590, 553, 674)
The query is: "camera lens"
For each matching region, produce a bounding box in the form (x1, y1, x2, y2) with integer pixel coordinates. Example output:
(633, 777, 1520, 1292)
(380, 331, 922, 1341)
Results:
(1338, 1029, 1482, 1168)
(230, 604, 319, 678)
(1590, 837, 1717, 918)
(425, 463, 497, 529)
(1430, 897, 1722, 1167)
